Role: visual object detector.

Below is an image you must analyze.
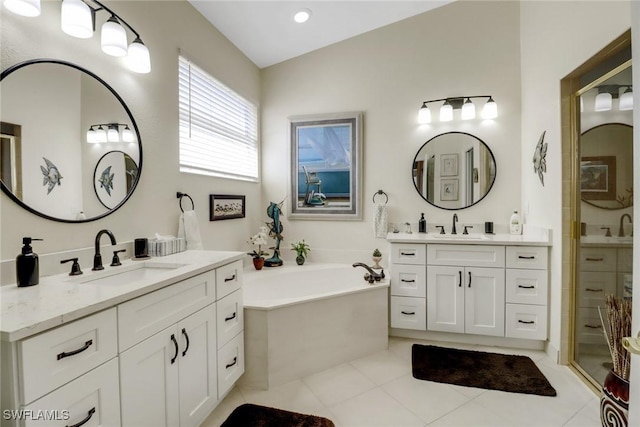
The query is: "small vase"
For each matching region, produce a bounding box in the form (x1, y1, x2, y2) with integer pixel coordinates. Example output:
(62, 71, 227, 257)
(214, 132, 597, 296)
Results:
(372, 256, 382, 270)
(296, 255, 305, 265)
(600, 369, 629, 427)
(252, 257, 265, 270)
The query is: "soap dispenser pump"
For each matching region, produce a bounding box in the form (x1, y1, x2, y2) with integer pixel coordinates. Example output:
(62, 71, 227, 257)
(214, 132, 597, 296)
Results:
(418, 213, 427, 233)
(16, 237, 43, 287)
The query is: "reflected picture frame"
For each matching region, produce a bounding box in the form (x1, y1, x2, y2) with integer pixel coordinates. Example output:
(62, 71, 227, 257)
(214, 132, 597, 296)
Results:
(580, 156, 616, 201)
(440, 153, 458, 176)
(440, 179, 459, 201)
(288, 111, 363, 220)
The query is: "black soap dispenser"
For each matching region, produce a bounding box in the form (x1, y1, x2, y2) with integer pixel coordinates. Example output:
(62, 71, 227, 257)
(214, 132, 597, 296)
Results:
(16, 237, 43, 287)
(418, 213, 427, 233)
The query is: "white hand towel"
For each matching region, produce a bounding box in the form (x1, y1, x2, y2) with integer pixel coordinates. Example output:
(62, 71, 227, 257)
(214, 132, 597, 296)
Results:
(178, 210, 203, 250)
(373, 201, 388, 238)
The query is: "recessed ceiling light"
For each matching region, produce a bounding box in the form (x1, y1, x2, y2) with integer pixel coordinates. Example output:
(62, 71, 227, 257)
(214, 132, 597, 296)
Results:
(293, 9, 311, 24)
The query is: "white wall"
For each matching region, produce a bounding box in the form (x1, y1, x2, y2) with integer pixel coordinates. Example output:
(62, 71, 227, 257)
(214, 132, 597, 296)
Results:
(0, 1, 260, 271)
(520, 1, 631, 358)
(261, 0, 522, 263)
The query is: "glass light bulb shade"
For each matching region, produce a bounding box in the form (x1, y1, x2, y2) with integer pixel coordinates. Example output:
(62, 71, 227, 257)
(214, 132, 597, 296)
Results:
(594, 92, 612, 111)
(61, 0, 93, 39)
(101, 16, 128, 57)
(127, 39, 151, 74)
(3, 0, 40, 17)
(293, 9, 311, 23)
(96, 127, 107, 143)
(107, 126, 120, 142)
(482, 98, 498, 119)
(461, 100, 476, 120)
(86, 128, 98, 143)
(619, 90, 633, 111)
(440, 103, 453, 122)
(122, 126, 135, 142)
(418, 105, 431, 124)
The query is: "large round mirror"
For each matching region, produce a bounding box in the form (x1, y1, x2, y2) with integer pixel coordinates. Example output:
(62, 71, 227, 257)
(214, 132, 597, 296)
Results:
(412, 132, 496, 210)
(0, 59, 142, 222)
(580, 123, 633, 210)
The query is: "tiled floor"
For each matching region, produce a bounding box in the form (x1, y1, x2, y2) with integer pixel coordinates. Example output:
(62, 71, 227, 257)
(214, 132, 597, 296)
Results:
(202, 337, 601, 427)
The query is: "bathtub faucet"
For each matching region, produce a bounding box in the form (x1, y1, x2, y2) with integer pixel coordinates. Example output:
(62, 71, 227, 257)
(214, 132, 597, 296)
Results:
(352, 262, 385, 284)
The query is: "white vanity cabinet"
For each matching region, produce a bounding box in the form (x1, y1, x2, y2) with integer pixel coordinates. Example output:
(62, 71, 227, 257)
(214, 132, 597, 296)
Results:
(426, 245, 505, 337)
(389, 243, 426, 330)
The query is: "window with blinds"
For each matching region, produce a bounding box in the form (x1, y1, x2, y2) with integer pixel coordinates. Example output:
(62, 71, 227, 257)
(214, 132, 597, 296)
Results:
(178, 55, 258, 181)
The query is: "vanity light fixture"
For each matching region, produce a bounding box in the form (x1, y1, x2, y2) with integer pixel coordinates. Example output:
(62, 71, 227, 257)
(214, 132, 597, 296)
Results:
(619, 86, 633, 111)
(2, 0, 40, 17)
(418, 95, 497, 124)
(87, 123, 135, 144)
(61, 0, 93, 38)
(594, 84, 633, 112)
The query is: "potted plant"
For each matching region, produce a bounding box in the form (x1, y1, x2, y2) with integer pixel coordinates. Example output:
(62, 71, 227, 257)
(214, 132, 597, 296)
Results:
(372, 248, 382, 270)
(599, 294, 632, 427)
(248, 226, 269, 270)
(291, 240, 310, 265)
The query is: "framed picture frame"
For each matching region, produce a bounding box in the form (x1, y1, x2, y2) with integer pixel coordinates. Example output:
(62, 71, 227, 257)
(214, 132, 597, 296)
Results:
(580, 156, 616, 201)
(440, 153, 458, 176)
(440, 179, 459, 201)
(209, 194, 246, 220)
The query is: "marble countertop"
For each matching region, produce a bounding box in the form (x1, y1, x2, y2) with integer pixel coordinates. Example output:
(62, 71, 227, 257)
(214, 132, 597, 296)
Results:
(386, 232, 551, 246)
(1, 250, 244, 342)
(579, 235, 633, 248)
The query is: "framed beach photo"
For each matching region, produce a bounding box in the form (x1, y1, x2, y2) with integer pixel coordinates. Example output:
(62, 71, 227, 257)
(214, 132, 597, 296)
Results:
(440, 153, 458, 176)
(580, 156, 616, 201)
(440, 179, 459, 201)
(209, 194, 246, 220)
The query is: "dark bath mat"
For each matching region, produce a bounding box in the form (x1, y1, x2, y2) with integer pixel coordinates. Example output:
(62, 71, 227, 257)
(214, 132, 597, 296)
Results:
(412, 344, 557, 396)
(221, 403, 335, 427)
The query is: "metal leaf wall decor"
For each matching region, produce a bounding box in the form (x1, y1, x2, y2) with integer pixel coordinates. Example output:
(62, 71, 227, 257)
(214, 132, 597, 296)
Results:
(532, 131, 547, 186)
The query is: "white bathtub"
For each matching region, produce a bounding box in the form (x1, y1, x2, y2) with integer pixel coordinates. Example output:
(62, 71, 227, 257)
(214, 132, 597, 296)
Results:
(239, 263, 389, 389)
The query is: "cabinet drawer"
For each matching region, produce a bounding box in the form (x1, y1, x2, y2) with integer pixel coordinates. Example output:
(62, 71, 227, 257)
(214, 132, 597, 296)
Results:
(576, 307, 607, 345)
(506, 246, 547, 270)
(217, 289, 244, 349)
(19, 308, 117, 405)
(390, 264, 426, 297)
(118, 270, 216, 351)
(506, 269, 547, 305)
(216, 260, 243, 300)
(218, 331, 244, 398)
(427, 244, 505, 268)
(23, 358, 121, 427)
(390, 244, 426, 265)
(390, 296, 426, 330)
(578, 272, 616, 308)
(579, 247, 617, 272)
(505, 304, 547, 340)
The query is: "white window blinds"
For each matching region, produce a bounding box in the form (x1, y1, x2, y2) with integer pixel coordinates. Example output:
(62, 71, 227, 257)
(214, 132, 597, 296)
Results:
(179, 55, 258, 181)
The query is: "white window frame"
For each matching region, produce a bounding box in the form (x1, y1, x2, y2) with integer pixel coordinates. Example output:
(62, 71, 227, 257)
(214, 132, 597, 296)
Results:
(178, 55, 258, 181)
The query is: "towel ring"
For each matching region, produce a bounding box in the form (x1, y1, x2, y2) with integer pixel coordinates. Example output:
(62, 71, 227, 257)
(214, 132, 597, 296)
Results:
(176, 192, 195, 213)
(373, 189, 388, 204)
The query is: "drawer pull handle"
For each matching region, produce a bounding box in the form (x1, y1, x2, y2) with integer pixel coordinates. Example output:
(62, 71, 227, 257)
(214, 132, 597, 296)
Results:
(518, 285, 535, 289)
(518, 320, 535, 325)
(518, 256, 536, 260)
(225, 312, 237, 322)
(467, 271, 472, 288)
(401, 311, 416, 315)
(170, 334, 179, 364)
(585, 257, 604, 262)
(584, 324, 602, 329)
(400, 252, 415, 256)
(458, 270, 462, 287)
(181, 328, 190, 357)
(224, 274, 236, 282)
(66, 407, 95, 427)
(226, 357, 238, 369)
(400, 279, 416, 283)
(57, 340, 93, 360)
(586, 288, 604, 292)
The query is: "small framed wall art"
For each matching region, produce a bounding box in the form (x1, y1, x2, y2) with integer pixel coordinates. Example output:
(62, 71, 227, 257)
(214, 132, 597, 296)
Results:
(209, 194, 246, 220)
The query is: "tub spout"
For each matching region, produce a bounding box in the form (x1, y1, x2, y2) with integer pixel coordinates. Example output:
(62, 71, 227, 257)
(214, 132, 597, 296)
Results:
(352, 262, 384, 284)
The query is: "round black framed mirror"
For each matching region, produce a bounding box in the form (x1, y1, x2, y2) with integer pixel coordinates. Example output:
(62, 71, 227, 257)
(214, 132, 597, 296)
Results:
(0, 59, 142, 222)
(412, 132, 496, 210)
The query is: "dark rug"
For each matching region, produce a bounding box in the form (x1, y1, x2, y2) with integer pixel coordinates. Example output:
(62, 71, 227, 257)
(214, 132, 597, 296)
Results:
(412, 344, 557, 396)
(221, 403, 335, 427)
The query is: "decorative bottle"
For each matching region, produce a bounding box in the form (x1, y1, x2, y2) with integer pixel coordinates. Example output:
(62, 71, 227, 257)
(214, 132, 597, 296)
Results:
(418, 213, 426, 233)
(510, 210, 522, 235)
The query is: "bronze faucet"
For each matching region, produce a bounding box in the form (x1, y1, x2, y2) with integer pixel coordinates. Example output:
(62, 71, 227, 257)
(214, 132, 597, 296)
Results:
(93, 229, 117, 271)
(618, 213, 632, 237)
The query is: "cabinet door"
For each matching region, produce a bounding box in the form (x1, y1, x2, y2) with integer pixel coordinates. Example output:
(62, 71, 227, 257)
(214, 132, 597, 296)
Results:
(177, 306, 217, 427)
(464, 267, 505, 337)
(120, 326, 179, 427)
(427, 266, 464, 333)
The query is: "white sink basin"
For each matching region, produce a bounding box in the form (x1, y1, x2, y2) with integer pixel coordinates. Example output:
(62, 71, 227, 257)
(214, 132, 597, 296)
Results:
(68, 261, 187, 286)
(430, 234, 491, 241)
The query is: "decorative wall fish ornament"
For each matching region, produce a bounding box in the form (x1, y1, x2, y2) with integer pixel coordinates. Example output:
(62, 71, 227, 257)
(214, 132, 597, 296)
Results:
(533, 131, 547, 186)
(98, 165, 115, 196)
(40, 157, 63, 195)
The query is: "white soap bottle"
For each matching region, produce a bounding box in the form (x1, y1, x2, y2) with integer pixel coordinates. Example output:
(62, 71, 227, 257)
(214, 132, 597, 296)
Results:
(510, 210, 522, 235)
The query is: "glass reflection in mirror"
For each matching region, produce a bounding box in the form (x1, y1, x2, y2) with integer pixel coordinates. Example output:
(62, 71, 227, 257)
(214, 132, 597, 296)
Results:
(0, 60, 142, 222)
(289, 112, 362, 219)
(94, 151, 139, 209)
(412, 132, 496, 210)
